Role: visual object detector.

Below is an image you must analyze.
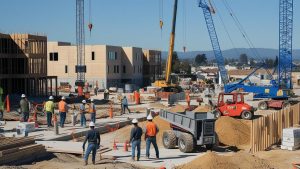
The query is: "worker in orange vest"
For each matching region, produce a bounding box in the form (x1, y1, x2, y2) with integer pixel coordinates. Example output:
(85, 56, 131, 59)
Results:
(58, 96, 68, 128)
(88, 98, 96, 123)
(145, 114, 159, 159)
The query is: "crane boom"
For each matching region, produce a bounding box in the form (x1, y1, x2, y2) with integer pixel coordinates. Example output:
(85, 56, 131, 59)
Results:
(198, 0, 229, 84)
(165, 0, 178, 84)
(278, 0, 293, 89)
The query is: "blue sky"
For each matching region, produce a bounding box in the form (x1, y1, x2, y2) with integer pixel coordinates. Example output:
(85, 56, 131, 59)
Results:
(0, 0, 299, 52)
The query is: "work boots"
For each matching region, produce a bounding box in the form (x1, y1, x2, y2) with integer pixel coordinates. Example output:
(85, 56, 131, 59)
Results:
(92, 161, 95, 165)
(83, 160, 88, 166)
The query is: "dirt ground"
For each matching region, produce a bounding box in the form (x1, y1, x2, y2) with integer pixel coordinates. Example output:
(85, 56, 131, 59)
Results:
(0, 153, 151, 169)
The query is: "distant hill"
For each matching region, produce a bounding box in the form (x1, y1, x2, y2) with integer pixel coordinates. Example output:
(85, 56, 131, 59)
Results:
(162, 48, 300, 61)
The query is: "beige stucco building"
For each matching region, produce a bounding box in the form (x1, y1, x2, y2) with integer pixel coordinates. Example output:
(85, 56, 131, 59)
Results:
(47, 42, 156, 90)
(0, 33, 57, 96)
(143, 49, 162, 86)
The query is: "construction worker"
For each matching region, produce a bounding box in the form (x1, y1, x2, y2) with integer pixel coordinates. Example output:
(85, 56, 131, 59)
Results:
(104, 89, 109, 100)
(44, 96, 55, 127)
(121, 96, 130, 114)
(80, 100, 87, 127)
(145, 114, 159, 159)
(20, 94, 30, 122)
(130, 118, 143, 161)
(58, 96, 68, 128)
(82, 122, 100, 166)
(89, 98, 96, 123)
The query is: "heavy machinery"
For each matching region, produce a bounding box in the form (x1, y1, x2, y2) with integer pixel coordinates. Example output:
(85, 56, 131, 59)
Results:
(214, 93, 254, 120)
(154, 0, 181, 92)
(198, 0, 294, 109)
(160, 109, 216, 153)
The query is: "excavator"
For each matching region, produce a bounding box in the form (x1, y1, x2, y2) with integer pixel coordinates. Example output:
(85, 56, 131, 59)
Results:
(154, 0, 181, 92)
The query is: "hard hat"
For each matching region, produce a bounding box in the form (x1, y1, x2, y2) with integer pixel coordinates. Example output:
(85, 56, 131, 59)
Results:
(61, 96, 66, 100)
(132, 118, 138, 124)
(90, 98, 94, 102)
(21, 94, 26, 98)
(147, 114, 153, 120)
(89, 122, 95, 127)
(82, 100, 86, 104)
(49, 96, 54, 100)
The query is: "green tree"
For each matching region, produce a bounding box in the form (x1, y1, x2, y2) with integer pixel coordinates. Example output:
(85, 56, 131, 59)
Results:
(180, 61, 191, 74)
(239, 53, 248, 65)
(195, 54, 207, 66)
(265, 58, 274, 68)
(171, 52, 181, 73)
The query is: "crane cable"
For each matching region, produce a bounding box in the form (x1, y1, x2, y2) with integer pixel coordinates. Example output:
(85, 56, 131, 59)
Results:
(210, 0, 241, 59)
(182, 0, 187, 52)
(88, 0, 93, 37)
(159, 0, 164, 37)
(222, 0, 272, 77)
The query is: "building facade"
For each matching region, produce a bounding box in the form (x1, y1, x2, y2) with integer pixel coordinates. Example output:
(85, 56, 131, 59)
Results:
(142, 49, 162, 86)
(0, 33, 57, 97)
(47, 42, 155, 90)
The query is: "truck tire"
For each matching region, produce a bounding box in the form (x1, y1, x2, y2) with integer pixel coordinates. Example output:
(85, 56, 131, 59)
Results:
(282, 101, 290, 109)
(258, 101, 268, 110)
(162, 130, 177, 149)
(241, 111, 253, 120)
(213, 109, 221, 119)
(178, 133, 194, 153)
(206, 144, 214, 150)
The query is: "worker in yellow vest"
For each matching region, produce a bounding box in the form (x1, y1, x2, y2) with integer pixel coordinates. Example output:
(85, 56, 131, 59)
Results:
(44, 96, 55, 128)
(89, 98, 96, 123)
(145, 114, 159, 159)
(58, 96, 68, 128)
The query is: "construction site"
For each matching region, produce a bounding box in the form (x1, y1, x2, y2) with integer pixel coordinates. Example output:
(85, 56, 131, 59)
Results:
(1, 0, 300, 169)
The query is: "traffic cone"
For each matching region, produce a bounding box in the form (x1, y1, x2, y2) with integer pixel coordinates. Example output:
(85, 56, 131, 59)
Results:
(6, 95, 10, 112)
(109, 104, 113, 119)
(33, 110, 39, 128)
(113, 139, 118, 150)
(124, 140, 129, 151)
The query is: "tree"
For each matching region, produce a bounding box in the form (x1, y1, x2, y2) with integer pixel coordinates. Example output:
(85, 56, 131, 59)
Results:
(239, 53, 248, 65)
(249, 58, 255, 66)
(195, 54, 207, 66)
(273, 56, 278, 67)
(265, 58, 274, 68)
(180, 61, 191, 74)
(171, 52, 181, 73)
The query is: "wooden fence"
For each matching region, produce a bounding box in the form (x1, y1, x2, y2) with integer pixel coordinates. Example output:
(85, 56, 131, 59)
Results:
(251, 103, 300, 153)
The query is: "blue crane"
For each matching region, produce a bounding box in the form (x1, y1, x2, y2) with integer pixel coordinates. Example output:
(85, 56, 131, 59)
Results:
(198, 0, 293, 100)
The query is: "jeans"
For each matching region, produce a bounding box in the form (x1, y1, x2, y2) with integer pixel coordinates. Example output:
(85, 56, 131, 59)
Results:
(46, 111, 52, 127)
(0, 111, 3, 121)
(146, 137, 159, 158)
(81, 113, 86, 127)
(90, 113, 96, 123)
(60, 112, 66, 127)
(22, 112, 29, 122)
(122, 105, 130, 114)
(84, 143, 98, 162)
(131, 139, 141, 160)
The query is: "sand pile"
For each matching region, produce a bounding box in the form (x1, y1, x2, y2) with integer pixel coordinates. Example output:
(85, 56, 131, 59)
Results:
(106, 116, 170, 148)
(149, 102, 167, 109)
(192, 105, 212, 113)
(168, 104, 187, 113)
(215, 116, 250, 149)
(177, 152, 274, 169)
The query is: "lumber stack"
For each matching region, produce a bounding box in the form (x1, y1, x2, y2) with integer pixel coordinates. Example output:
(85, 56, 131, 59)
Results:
(281, 127, 300, 151)
(0, 137, 47, 165)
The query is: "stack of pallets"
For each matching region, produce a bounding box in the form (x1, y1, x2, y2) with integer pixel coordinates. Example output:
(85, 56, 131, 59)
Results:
(281, 127, 300, 151)
(0, 137, 47, 165)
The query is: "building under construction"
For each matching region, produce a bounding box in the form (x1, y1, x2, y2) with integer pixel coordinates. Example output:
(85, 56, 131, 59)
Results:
(0, 33, 57, 97)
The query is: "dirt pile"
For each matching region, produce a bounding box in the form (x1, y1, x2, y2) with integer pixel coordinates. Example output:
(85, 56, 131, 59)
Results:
(177, 152, 275, 169)
(106, 116, 170, 148)
(192, 105, 212, 113)
(168, 104, 187, 113)
(149, 102, 167, 109)
(215, 117, 250, 149)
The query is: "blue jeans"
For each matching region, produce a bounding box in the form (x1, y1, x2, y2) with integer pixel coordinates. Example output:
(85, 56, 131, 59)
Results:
(22, 112, 29, 122)
(146, 137, 159, 158)
(46, 111, 52, 127)
(122, 105, 130, 114)
(90, 113, 96, 123)
(84, 143, 98, 162)
(60, 112, 66, 127)
(131, 139, 141, 160)
(81, 113, 86, 127)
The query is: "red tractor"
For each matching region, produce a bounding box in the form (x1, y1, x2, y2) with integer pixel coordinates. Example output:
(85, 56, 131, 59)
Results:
(213, 93, 254, 120)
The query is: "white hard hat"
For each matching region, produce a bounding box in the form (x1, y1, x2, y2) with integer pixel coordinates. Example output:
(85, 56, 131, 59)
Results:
(82, 100, 86, 104)
(49, 96, 54, 100)
(89, 122, 95, 127)
(147, 114, 153, 120)
(61, 96, 66, 100)
(21, 94, 26, 98)
(90, 98, 94, 102)
(132, 118, 138, 124)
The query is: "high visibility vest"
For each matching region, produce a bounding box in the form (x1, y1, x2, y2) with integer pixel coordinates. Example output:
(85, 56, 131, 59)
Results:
(146, 122, 157, 137)
(44, 101, 54, 113)
(58, 101, 67, 112)
(89, 103, 96, 113)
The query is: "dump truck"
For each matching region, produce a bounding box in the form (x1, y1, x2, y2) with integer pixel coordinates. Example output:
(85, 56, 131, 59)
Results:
(159, 109, 216, 153)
